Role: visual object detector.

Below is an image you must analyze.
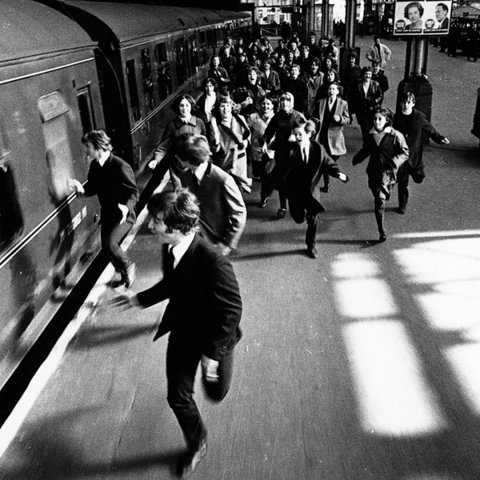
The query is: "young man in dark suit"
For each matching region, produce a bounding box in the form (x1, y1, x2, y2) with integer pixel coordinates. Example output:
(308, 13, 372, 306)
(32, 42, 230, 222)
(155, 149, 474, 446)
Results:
(353, 66, 384, 145)
(69, 130, 138, 288)
(176, 133, 247, 256)
(287, 119, 349, 258)
(393, 92, 449, 214)
(114, 188, 242, 478)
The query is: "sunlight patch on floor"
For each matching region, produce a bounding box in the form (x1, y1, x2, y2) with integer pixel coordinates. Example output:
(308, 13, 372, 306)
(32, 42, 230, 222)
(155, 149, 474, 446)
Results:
(343, 320, 446, 436)
(333, 252, 446, 436)
(394, 236, 480, 417)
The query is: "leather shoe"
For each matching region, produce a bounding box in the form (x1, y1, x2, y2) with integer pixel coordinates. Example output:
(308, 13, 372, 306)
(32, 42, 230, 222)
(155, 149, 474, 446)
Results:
(307, 245, 318, 259)
(396, 206, 406, 214)
(276, 208, 287, 218)
(176, 439, 207, 479)
(378, 233, 387, 243)
(320, 185, 330, 193)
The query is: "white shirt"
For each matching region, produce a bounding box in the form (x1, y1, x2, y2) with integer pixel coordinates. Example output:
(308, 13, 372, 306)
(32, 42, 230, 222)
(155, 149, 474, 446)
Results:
(363, 81, 370, 96)
(194, 161, 209, 184)
(204, 94, 216, 122)
(171, 232, 195, 269)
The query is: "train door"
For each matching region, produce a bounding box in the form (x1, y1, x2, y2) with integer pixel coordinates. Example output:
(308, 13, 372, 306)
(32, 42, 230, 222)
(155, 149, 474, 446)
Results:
(0, 130, 23, 253)
(38, 92, 76, 203)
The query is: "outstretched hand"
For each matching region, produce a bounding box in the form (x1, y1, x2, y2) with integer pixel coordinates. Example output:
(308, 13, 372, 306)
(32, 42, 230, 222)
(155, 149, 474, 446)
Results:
(338, 172, 349, 183)
(201, 355, 219, 383)
(109, 290, 139, 310)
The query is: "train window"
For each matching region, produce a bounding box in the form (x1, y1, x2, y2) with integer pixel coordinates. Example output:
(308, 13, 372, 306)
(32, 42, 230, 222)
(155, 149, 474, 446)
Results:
(0, 163, 24, 253)
(76, 87, 96, 134)
(126, 59, 141, 123)
(174, 38, 187, 86)
(37, 91, 69, 122)
(38, 93, 75, 203)
(189, 35, 199, 74)
(141, 48, 155, 112)
(155, 43, 167, 63)
(157, 64, 172, 101)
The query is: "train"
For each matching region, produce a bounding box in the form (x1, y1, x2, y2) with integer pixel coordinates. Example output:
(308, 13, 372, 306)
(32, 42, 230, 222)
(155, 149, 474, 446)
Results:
(0, 0, 251, 389)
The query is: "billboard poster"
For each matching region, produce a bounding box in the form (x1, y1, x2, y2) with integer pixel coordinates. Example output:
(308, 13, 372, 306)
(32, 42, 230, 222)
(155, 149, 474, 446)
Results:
(393, 1, 452, 36)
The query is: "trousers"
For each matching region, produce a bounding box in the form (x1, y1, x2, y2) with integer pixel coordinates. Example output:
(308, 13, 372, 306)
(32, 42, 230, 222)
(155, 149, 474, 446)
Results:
(101, 218, 134, 276)
(166, 337, 234, 451)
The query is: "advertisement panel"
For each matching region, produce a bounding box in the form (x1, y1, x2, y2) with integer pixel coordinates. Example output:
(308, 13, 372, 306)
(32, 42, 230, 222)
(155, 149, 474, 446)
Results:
(393, 1, 452, 35)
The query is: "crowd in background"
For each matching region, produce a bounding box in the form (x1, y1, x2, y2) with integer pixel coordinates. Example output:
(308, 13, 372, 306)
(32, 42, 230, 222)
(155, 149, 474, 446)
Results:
(143, 26, 450, 259)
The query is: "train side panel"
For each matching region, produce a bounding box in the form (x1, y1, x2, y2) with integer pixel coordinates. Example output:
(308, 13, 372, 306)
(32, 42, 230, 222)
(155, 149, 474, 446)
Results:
(0, 53, 104, 384)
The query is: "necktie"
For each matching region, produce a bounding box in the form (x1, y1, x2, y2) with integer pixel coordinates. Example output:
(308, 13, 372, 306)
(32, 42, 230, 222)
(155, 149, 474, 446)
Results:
(303, 148, 308, 164)
(164, 246, 175, 275)
(191, 172, 200, 192)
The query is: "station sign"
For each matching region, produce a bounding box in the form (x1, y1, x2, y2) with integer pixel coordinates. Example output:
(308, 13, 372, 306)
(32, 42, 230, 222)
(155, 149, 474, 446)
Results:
(393, 1, 452, 35)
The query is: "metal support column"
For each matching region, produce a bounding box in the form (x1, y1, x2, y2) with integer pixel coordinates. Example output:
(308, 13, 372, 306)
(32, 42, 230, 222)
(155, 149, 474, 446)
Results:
(321, 0, 330, 39)
(340, 0, 359, 77)
(397, 37, 433, 141)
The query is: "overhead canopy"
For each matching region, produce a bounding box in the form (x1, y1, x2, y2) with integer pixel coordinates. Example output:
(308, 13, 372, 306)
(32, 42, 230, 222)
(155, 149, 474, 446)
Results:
(62, 1, 250, 44)
(0, 0, 95, 64)
(452, 5, 480, 19)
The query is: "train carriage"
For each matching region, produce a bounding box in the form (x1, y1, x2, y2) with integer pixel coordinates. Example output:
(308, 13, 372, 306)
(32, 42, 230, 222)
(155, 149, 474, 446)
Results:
(0, 0, 104, 386)
(0, 0, 251, 390)
(56, 1, 251, 189)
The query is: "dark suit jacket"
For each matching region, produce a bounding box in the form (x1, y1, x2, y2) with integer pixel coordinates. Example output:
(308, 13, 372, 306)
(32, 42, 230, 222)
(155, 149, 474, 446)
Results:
(84, 154, 138, 223)
(353, 80, 383, 116)
(137, 235, 242, 361)
(179, 162, 246, 249)
(285, 77, 308, 114)
(286, 140, 344, 212)
(393, 109, 445, 177)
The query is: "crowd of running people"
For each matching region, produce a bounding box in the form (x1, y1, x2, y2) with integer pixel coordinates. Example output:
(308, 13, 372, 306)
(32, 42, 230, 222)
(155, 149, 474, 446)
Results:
(141, 31, 450, 258)
(66, 32, 453, 477)
(69, 30, 451, 290)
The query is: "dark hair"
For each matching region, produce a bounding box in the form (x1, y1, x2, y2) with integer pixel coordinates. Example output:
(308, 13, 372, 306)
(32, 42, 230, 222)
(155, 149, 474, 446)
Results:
(171, 94, 195, 115)
(202, 77, 218, 91)
(400, 91, 416, 103)
(82, 130, 112, 152)
(176, 134, 211, 167)
(372, 60, 381, 67)
(292, 118, 316, 136)
(258, 93, 277, 111)
(361, 66, 373, 75)
(404, 2, 424, 19)
(147, 188, 200, 235)
(437, 2, 448, 13)
(373, 106, 394, 126)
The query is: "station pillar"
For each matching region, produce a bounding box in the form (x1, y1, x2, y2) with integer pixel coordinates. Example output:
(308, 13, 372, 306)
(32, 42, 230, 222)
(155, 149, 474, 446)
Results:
(340, 0, 360, 77)
(397, 37, 433, 121)
(321, 0, 330, 39)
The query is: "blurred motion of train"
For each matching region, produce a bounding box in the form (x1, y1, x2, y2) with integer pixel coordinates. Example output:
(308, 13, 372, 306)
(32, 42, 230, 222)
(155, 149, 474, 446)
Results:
(0, 0, 251, 388)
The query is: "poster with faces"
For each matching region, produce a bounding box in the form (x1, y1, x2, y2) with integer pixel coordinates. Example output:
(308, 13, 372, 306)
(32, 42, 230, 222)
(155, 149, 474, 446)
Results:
(393, 0, 452, 35)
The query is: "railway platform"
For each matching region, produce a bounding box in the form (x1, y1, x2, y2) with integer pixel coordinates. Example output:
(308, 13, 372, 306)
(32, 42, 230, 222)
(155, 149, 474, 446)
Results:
(1, 35, 480, 480)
